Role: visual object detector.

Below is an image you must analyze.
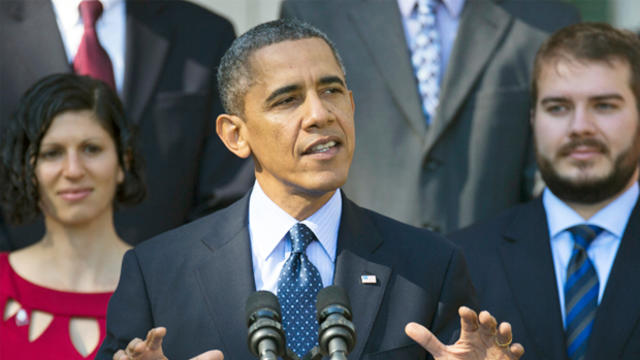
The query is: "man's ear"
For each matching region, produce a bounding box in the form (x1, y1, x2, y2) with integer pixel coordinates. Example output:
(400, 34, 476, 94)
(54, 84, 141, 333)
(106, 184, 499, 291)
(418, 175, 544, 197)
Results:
(216, 113, 251, 158)
(530, 108, 535, 127)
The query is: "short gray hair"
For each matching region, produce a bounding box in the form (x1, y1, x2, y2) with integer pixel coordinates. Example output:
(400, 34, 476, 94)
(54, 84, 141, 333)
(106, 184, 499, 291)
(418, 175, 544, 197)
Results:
(217, 18, 347, 116)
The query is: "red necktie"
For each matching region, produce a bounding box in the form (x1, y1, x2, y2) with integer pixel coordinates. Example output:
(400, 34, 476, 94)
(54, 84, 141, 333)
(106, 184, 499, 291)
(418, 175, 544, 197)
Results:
(73, 0, 116, 90)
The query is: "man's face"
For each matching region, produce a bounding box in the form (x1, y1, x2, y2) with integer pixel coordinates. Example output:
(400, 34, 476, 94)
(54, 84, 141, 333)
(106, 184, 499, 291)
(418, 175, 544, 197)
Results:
(240, 38, 355, 202)
(533, 58, 640, 203)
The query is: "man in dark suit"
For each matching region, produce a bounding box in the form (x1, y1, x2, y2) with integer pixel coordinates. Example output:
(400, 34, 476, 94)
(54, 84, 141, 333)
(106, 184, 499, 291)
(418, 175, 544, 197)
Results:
(280, 0, 579, 233)
(0, 0, 252, 249)
(452, 23, 640, 360)
(97, 19, 523, 360)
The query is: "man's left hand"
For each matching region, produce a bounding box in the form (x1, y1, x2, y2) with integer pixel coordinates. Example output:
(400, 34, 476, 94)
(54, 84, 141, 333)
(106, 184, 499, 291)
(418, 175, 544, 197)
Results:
(405, 306, 524, 360)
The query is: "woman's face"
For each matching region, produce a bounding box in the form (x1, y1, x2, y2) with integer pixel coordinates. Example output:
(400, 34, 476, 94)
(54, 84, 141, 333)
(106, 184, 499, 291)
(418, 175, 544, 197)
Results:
(35, 110, 124, 227)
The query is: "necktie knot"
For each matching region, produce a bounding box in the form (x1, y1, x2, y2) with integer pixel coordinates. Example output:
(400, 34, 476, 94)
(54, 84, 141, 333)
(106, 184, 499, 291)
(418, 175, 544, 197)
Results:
(289, 223, 315, 253)
(417, 0, 438, 15)
(79, 0, 103, 29)
(568, 224, 603, 249)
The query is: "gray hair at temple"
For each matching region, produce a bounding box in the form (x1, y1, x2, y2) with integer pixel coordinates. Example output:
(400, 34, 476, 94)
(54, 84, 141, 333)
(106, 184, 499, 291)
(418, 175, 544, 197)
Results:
(217, 18, 347, 116)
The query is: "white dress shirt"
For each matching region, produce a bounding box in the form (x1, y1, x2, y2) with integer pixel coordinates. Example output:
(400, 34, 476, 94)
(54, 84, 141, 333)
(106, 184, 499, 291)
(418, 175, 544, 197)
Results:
(543, 182, 639, 326)
(51, 0, 126, 93)
(397, 0, 465, 84)
(248, 181, 340, 294)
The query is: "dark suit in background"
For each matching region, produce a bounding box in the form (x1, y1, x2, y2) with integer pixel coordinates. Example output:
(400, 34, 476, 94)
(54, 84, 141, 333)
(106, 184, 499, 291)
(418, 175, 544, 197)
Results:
(97, 192, 476, 359)
(451, 198, 640, 360)
(0, 0, 253, 250)
(280, 0, 579, 233)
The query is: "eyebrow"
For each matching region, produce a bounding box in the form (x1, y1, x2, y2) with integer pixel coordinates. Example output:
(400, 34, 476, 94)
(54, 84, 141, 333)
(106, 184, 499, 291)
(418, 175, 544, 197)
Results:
(264, 76, 347, 104)
(540, 93, 625, 105)
(318, 75, 345, 88)
(265, 84, 301, 104)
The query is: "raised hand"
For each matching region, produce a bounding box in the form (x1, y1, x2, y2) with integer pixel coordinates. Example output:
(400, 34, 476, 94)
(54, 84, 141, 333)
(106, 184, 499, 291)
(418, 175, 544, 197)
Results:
(112, 327, 224, 360)
(405, 306, 524, 360)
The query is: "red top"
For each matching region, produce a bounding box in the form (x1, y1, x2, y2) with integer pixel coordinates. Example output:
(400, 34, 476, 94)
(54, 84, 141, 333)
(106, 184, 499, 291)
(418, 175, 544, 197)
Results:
(0, 252, 112, 359)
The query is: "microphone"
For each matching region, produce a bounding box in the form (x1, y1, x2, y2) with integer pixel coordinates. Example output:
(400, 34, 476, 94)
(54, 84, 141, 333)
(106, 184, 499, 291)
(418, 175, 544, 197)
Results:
(246, 291, 286, 360)
(316, 286, 356, 360)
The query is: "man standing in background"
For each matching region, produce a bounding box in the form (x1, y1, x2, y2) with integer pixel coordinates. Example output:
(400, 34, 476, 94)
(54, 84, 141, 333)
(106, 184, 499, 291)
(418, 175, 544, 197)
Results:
(453, 23, 640, 359)
(0, 0, 253, 249)
(281, 0, 579, 233)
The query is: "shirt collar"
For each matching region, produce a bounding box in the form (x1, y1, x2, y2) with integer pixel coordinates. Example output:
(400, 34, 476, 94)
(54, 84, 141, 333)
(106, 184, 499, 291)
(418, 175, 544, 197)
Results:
(543, 182, 639, 238)
(51, 0, 123, 28)
(397, 0, 466, 18)
(248, 181, 341, 263)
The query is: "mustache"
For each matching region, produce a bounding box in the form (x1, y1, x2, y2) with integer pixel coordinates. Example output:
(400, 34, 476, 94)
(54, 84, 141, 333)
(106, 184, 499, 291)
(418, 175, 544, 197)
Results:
(557, 137, 609, 157)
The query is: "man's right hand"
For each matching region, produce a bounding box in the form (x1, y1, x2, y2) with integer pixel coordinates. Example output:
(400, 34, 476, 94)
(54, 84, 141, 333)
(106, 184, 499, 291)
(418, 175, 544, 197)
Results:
(113, 327, 224, 360)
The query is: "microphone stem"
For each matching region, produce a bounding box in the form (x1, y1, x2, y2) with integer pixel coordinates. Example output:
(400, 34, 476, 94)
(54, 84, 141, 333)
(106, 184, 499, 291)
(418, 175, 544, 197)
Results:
(330, 351, 348, 360)
(258, 342, 278, 360)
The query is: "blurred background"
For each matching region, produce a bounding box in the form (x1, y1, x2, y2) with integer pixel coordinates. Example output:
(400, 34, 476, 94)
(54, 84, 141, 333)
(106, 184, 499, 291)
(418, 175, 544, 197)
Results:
(190, 0, 640, 35)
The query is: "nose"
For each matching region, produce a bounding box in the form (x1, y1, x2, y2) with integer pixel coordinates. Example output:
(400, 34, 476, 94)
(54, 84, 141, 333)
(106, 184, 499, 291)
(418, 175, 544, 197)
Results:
(62, 151, 85, 179)
(569, 105, 597, 137)
(302, 91, 334, 129)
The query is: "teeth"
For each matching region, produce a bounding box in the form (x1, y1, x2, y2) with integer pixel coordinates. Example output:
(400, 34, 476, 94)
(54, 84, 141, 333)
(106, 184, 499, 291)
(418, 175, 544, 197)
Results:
(311, 141, 336, 153)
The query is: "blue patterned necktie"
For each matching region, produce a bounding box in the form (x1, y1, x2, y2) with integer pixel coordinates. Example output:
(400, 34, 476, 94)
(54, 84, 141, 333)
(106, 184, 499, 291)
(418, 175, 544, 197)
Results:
(277, 223, 323, 358)
(565, 224, 603, 360)
(410, 0, 440, 124)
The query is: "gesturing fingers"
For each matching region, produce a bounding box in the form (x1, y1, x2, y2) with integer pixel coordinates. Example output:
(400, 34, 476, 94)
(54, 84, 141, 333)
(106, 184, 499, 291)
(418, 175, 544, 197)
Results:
(494, 322, 512, 348)
(190, 350, 225, 360)
(405, 322, 447, 358)
(458, 306, 480, 333)
(125, 337, 145, 357)
(114, 349, 130, 360)
(146, 327, 167, 351)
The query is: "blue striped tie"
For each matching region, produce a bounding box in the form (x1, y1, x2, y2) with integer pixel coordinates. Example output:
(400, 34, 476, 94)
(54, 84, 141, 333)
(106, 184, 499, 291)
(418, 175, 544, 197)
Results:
(565, 224, 603, 360)
(277, 223, 323, 358)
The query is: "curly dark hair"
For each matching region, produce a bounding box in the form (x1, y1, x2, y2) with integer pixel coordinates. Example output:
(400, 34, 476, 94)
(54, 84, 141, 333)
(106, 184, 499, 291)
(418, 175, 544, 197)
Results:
(0, 74, 146, 225)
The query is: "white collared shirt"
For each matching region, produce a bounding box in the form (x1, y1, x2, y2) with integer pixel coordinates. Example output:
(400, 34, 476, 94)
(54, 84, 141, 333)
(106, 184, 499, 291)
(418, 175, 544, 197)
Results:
(397, 0, 466, 83)
(248, 181, 341, 294)
(543, 183, 639, 326)
(51, 0, 126, 94)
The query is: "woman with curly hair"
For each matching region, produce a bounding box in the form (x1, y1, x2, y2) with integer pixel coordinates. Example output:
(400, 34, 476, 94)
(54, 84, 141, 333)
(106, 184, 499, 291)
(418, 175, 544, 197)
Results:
(0, 74, 145, 359)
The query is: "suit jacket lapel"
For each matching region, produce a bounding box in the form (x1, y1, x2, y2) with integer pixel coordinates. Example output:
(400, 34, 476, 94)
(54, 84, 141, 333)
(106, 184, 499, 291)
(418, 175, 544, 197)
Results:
(7, 1, 70, 78)
(334, 196, 391, 360)
(424, 0, 513, 154)
(195, 195, 256, 359)
(500, 199, 568, 360)
(587, 199, 640, 359)
(348, 1, 427, 137)
(122, 0, 170, 124)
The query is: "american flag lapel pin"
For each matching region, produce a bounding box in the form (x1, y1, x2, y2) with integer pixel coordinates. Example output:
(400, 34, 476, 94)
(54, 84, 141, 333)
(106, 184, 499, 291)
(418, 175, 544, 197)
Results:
(360, 274, 377, 285)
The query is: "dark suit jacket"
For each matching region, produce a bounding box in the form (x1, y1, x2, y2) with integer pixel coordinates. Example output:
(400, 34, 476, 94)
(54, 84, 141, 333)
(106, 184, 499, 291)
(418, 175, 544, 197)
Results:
(0, 0, 253, 250)
(97, 192, 477, 359)
(280, 0, 579, 233)
(451, 198, 640, 360)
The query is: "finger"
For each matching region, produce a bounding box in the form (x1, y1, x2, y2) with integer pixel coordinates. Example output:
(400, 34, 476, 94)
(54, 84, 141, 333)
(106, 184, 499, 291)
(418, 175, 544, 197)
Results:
(496, 322, 513, 347)
(146, 327, 167, 351)
(478, 310, 498, 336)
(191, 350, 224, 360)
(509, 343, 525, 359)
(125, 337, 144, 356)
(458, 306, 479, 332)
(113, 349, 129, 360)
(405, 322, 446, 357)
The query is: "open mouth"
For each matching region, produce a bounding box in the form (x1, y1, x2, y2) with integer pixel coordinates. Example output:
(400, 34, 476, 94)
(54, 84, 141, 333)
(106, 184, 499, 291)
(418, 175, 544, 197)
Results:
(303, 138, 340, 155)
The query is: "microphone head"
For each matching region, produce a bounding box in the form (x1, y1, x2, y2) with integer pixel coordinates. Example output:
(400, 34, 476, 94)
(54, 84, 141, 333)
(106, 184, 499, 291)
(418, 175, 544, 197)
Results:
(245, 290, 281, 326)
(316, 285, 352, 322)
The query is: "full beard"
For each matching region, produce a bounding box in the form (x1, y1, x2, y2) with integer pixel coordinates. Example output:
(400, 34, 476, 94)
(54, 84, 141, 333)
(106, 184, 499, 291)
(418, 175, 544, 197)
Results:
(536, 136, 640, 204)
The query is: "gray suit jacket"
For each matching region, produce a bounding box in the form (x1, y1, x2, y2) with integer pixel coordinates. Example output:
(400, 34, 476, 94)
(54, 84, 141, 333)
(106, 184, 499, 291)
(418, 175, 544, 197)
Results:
(97, 191, 477, 359)
(0, 0, 253, 249)
(280, 0, 579, 233)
